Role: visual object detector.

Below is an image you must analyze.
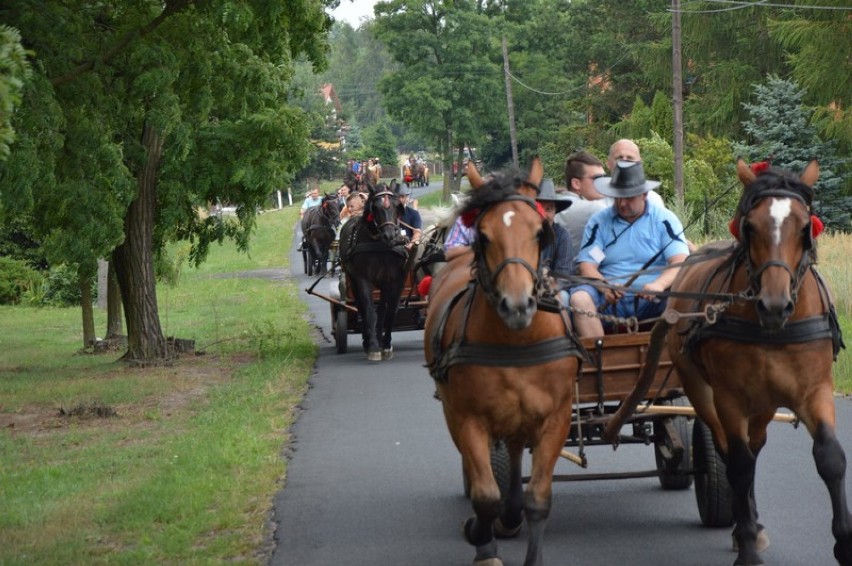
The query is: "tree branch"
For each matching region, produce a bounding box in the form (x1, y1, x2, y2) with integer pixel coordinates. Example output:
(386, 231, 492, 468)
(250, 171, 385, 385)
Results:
(51, 0, 195, 88)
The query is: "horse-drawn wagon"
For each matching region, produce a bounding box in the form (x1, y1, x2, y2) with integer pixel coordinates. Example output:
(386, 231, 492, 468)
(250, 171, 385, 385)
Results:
(307, 268, 428, 354)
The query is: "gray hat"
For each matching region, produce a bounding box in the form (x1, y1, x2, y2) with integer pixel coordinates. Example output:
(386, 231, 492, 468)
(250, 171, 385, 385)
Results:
(594, 160, 661, 198)
(536, 178, 572, 213)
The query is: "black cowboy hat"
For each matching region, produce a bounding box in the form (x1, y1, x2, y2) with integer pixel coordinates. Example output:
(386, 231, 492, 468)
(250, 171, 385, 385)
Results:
(536, 178, 572, 213)
(594, 160, 661, 198)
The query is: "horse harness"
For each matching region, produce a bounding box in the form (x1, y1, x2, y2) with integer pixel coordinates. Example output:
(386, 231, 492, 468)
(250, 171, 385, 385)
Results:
(338, 190, 408, 264)
(427, 280, 588, 383)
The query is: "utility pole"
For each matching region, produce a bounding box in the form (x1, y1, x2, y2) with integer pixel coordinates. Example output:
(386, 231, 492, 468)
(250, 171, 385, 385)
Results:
(672, 0, 685, 200)
(502, 35, 519, 169)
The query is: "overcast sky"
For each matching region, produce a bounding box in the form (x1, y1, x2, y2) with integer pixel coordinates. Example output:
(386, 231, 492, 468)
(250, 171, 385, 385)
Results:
(330, 0, 377, 27)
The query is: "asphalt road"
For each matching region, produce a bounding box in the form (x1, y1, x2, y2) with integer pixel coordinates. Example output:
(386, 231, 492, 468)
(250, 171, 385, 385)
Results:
(271, 189, 850, 566)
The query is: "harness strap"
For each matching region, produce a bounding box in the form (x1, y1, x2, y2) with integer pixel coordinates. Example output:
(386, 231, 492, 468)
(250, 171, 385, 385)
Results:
(428, 280, 587, 383)
(684, 265, 845, 359)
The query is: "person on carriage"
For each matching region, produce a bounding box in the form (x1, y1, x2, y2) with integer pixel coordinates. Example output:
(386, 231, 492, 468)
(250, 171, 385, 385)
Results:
(556, 150, 608, 252)
(536, 178, 575, 304)
(569, 160, 689, 337)
(399, 186, 422, 249)
(340, 190, 368, 221)
(300, 186, 323, 219)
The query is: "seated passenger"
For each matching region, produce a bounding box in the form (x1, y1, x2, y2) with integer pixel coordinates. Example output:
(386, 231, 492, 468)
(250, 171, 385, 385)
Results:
(556, 150, 608, 253)
(569, 160, 689, 338)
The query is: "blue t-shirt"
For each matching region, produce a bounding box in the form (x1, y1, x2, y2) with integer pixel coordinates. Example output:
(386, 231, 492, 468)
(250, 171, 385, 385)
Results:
(400, 206, 422, 239)
(577, 202, 689, 289)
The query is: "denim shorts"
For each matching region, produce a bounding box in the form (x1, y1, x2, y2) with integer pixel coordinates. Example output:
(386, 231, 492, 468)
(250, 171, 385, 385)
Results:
(570, 284, 666, 321)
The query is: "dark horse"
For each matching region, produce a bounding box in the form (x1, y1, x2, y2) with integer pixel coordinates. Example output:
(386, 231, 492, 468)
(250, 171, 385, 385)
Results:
(301, 194, 341, 276)
(338, 180, 407, 361)
(632, 159, 850, 565)
(424, 159, 585, 566)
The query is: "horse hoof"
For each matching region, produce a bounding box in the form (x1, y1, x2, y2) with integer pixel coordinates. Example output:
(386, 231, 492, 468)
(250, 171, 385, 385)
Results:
(492, 517, 522, 539)
(731, 526, 770, 552)
(382, 347, 393, 360)
(473, 559, 503, 566)
(367, 351, 382, 362)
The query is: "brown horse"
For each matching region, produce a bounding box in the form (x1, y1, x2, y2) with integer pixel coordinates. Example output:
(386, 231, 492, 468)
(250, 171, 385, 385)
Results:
(662, 160, 850, 565)
(424, 159, 585, 566)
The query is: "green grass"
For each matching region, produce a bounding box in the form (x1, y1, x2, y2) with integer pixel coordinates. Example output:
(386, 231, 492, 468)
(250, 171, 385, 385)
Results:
(0, 206, 316, 564)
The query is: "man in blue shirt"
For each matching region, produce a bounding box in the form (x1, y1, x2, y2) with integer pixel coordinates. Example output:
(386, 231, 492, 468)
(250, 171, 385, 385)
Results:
(570, 160, 689, 337)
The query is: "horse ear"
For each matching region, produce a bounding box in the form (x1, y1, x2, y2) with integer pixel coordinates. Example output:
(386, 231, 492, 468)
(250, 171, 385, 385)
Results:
(736, 158, 757, 186)
(528, 156, 544, 187)
(800, 160, 820, 188)
(467, 161, 485, 189)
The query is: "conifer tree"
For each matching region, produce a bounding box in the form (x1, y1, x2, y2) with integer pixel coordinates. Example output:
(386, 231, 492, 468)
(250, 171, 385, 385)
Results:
(734, 75, 849, 229)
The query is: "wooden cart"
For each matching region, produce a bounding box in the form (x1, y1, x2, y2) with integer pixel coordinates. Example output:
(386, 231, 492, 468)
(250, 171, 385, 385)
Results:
(305, 269, 428, 354)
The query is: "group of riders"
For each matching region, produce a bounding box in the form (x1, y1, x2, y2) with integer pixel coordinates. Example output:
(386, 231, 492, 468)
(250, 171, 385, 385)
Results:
(301, 139, 696, 340)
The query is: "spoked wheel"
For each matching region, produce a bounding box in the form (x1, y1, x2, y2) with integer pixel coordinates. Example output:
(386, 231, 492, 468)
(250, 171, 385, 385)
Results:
(693, 418, 734, 527)
(462, 440, 511, 500)
(654, 397, 694, 490)
(334, 307, 348, 354)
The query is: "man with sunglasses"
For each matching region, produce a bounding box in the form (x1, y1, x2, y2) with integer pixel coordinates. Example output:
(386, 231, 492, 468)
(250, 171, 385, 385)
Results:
(556, 150, 608, 252)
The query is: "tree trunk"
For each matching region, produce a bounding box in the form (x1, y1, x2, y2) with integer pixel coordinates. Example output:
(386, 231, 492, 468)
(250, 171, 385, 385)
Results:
(112, 121, 167, 363)
(80, 272, 96, 349)
(105, 260, 124, 339)
(442, 126, 453, 201)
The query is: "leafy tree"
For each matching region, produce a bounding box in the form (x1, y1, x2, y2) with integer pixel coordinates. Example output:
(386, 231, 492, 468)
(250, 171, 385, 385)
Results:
(2, 1, 331, 362)
(0, 25, 30, 161)
(373, 0, 504, 198)
(361, 121, 397, 176)
(734, 75, 850, 229)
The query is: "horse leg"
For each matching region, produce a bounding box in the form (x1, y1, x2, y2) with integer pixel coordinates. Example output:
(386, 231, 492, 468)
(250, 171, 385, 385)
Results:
(522, 415, 571, 566)
(379, 277, 403, 360)
(725, 432, 763, 566)
(459, 426, 503, 566)
(803, 390, 852, 564)
(494, 438, 525, 538)
(350, 279, 380, 360)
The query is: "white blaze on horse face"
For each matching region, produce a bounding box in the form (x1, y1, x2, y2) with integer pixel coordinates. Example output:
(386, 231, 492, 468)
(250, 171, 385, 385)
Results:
(503, 211, 515, 227)
(769, 198, 793, 246)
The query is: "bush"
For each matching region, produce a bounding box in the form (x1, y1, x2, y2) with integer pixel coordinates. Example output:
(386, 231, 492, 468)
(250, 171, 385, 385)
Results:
(39, 263, 96, 307)
(0, 257, 42, 304)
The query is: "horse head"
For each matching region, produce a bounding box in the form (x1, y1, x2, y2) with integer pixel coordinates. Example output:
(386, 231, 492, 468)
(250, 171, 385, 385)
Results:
(321, 193, 341, 227)
(365, 180, 404, 246)
(463, 157, 550, 330)
(731, 158, 821, 330)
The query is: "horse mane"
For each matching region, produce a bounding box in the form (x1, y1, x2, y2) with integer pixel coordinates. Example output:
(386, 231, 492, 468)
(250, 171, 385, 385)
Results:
(459, 170, 528, 216)
(737, 165, 815, 216)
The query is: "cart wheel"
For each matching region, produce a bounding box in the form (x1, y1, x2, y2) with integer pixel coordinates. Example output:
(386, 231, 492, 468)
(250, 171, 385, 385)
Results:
(463, 440, 511, 500)
(335, 308, 348, 354)
(693, 418, 734, 527)
(654, 397, 694, 490)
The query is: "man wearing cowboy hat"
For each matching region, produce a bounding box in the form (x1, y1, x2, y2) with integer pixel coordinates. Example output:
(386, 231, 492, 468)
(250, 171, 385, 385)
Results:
(536, 178, 575, 287)
(569, 160, 689, 337)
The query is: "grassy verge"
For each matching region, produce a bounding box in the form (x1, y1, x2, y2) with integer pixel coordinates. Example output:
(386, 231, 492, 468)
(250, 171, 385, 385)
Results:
(0, 207, 316, 564)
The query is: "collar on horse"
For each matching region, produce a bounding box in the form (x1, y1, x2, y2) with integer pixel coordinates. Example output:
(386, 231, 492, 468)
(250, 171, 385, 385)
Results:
(426, 280, 588, 383)
(680, 253, 844, 360)
(338, 211, 407, 264)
